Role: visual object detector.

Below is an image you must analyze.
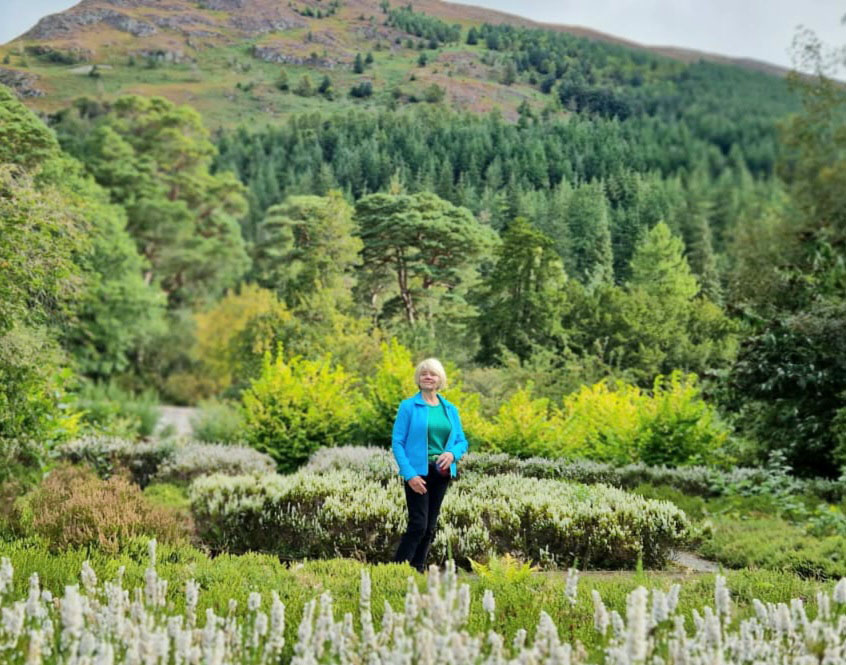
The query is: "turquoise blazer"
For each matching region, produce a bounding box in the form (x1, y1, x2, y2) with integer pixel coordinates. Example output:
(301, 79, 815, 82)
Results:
(391, 392, 468, 481)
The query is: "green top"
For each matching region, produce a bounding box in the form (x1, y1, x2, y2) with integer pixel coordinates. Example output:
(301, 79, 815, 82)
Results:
(427, 400, 452, 461)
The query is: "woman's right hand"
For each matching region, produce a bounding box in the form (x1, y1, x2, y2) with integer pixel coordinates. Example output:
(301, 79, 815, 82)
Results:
(408, 476, 427, 494)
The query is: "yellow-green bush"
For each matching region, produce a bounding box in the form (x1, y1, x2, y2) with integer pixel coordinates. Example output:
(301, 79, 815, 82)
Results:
(193, 283, 292, 397)
(558, 372, 728, 466)
(357, 338, 417, 446)
(242, 347, 359, 472)
(480, 386, 562, 457)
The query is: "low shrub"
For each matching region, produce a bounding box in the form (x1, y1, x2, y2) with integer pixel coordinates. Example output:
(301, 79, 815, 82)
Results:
(156, 441, 276, 484)
(72, 380, 161, 438)
(56, 436, 275, 486)
(190, 398, 245, 444)
(190, 470, 690, 568)
(700, 515, 846, 579)
(306, 446, 846, 502)
(241, 348, 359, 472)
(12, 465, 192, 552)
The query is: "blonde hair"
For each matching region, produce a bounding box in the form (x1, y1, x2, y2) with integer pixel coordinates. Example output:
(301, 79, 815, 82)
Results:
(414, 357, 448, 391)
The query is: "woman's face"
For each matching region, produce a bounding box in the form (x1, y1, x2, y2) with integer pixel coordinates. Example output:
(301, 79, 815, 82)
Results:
(419, 369, 440, 391)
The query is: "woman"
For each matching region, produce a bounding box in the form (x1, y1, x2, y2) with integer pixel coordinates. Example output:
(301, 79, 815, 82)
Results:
(391, 358, 468, 572)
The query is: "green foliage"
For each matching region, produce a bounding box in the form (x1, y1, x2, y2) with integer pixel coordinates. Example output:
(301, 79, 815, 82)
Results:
(350, 81, 373, 98)
(355, 191, 498, 327)
(190, 398, 245, 444)
(480, 386, 560, 457)
(72, 380, 161, 439)
(252, 192, 360, 308)
(191, 283, 292, 397)
(386, 6, 461, 47)
(469, 553, 538, 584)
(557, 372, 729, 466)
(0, 86, 59, 169)
(720, 57, 846, 477)
(294, 74, 314, 97)
(423, 83, 445, 103)
(357, 338, 417, 446)
(474, 217, 567, 363)
(52, 95, 250, 310)
(241, 347, 360, 472)
(699, 515, 846, 579)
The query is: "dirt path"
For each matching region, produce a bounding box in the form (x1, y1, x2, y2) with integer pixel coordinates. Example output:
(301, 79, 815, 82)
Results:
(156, 406, 197, 438)
(669, 550, 720, 573)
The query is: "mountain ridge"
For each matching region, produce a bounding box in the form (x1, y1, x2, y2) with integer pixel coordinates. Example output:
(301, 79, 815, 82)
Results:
(9, 0, 791, 77)
(0, 0, 796, 128)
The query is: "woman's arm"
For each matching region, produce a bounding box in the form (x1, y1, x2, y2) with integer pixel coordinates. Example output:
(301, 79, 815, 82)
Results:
(445, 406, 468, 462)
(391, 401, 417, 481)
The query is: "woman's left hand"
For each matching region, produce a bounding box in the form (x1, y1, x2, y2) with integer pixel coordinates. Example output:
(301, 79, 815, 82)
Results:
(436, 451, 455, 472)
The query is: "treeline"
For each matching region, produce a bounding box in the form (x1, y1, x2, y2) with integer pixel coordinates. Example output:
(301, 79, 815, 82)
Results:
(386, 5, 461, 47)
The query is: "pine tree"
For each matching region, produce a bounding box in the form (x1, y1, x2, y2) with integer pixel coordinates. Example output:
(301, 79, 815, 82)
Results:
(353, 53, 365, 74)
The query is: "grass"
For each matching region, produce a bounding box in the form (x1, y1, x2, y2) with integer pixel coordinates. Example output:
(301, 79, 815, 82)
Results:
(7, 30, 553, 129)
(632, 482, 846, 580)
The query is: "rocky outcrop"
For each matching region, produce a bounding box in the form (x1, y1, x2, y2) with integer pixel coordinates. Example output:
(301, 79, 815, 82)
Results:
(251, 45, 339, 69)
(198, 0, 247, 8)
(229, 15, 305, 36)
(24, 9, 158, 39)
(0, 69, 45, 98)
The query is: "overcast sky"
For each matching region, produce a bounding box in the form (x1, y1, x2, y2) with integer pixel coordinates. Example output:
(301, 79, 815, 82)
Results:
(1, 0, 843, 70)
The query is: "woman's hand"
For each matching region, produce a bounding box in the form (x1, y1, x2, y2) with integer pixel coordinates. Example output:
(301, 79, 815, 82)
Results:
(408, 476, 427, 494)
(436, 451, 455, 473)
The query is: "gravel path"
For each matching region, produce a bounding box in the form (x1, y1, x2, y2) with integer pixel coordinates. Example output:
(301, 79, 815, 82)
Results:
(669, 550, 720, 572)
(156, 406, 198, 438)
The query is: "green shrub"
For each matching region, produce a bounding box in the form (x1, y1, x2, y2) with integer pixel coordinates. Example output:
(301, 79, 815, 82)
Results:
(480, 385, 561, 457)
(191, 398, 245, 444)
(356, 338, 417, 446)
(190, 470, 690, 568)
(558, 372, 729, 466)
(242, 348, 360, 472)
(13, 465, 193, 552)
(73, 380, 161, 438)
(699, 515, 846, 579)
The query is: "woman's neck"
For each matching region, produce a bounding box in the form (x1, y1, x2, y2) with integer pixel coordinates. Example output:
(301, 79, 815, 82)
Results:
(421, 389, 439, 405)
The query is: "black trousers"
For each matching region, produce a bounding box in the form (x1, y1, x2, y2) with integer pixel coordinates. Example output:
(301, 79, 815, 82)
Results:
(393, 462, 451, 572)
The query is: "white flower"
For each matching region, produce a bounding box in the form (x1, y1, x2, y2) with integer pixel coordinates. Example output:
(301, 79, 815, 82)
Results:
(0, 557, 13, 595)
(248, 592, 261, 612)
(482, 589, 495, 621)
(714, 574, 731, 620)
(60, 585, 84, 644)
(148, 539, 157, 568)
(592, 589, 609, 637)
(625, 586, 648, 663)
(564, 567, 579, 607)
(834, 578, 846, 604)
(81, 561, 97, 595)
(26, 629, 43, 665)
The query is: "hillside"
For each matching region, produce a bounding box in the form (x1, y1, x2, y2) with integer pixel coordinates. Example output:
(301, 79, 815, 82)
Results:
(0, 0, 795, 128)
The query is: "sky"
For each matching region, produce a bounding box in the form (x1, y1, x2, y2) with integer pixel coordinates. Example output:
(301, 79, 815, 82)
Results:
(0, 0, 843, 70)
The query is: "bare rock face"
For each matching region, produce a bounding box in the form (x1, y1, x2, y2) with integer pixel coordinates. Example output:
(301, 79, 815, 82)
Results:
(0, 69, 46, 97)
(252, 45, 338, 69)
(229, 15, 305, 35)
(198, 0, 247, 8)
(24, 9, 158, 40)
